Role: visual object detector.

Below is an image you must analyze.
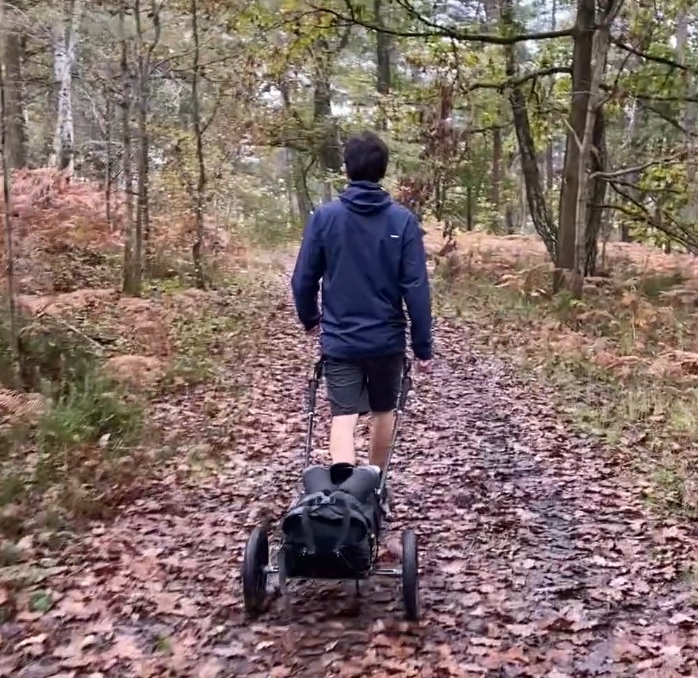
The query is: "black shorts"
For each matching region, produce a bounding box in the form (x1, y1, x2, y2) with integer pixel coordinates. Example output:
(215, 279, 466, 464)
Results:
(324, 354, 404, 416)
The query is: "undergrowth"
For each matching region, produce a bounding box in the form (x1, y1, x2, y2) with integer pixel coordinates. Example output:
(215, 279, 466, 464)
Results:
(159, 267, 276, 391)
(434, 251, 698, 519)
(0, 261, 274, 538)
(0, 312, 144, 536)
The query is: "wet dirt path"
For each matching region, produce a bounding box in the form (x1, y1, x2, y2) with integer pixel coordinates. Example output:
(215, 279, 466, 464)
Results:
(4, 276, 698, 677)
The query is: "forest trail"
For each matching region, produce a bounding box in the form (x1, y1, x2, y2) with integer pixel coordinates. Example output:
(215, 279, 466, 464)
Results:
(4, 252, 698, 678)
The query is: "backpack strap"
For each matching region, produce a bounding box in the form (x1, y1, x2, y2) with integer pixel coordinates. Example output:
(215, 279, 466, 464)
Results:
(331, 495, 353, 555)
(297, 490, 333, 555)
(300, 503, 316, 555)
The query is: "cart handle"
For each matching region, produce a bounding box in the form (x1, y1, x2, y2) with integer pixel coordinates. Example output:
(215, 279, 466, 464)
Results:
(306, 358, 324, 414)
(397, 358, 412, 412)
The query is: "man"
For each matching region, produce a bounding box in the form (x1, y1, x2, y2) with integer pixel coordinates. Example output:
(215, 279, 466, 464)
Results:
(291, 131, 433, 477)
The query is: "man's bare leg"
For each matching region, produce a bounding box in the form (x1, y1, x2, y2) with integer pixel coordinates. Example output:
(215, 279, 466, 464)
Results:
(329, 414, 359, 465)
(369, 411, 395, 471)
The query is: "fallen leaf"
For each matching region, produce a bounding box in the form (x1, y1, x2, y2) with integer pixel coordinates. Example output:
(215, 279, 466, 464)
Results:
(196, 658, 224, 678)
(17, 634, 47, 649)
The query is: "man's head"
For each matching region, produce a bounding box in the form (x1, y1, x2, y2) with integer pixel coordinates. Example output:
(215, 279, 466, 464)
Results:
(343, 131, 389, 184)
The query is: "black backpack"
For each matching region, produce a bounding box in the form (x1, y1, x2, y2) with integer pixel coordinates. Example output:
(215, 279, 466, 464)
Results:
(281, 465, 382, 579)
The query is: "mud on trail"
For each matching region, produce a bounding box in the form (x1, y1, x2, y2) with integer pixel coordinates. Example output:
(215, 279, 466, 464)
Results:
(4, 277, 698, 678)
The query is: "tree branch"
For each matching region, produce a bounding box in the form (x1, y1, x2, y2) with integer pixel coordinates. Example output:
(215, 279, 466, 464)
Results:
(591, 152, 686, 179)
(306, 4, 575, 45)
(463, 66, 571, 94)
(611, 38, 698, 75)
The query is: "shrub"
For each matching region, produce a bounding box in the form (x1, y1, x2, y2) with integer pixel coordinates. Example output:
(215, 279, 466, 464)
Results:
(37, 374, 142, 455)
(0, 309, 145, 528)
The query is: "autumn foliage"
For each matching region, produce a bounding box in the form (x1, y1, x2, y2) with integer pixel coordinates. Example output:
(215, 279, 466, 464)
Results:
(3, 0, 698, 672)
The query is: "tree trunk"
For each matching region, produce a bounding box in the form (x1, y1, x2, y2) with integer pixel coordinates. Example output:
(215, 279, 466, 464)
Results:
(120, 0, 138, 296)
(620, 60, 648, 243)
(284, 148, 297, 221)
(483, 0, 501, 229)
(190, 0, 206, 289)
(676, 10, 698, 226)
(557, 0, 595, 281)
(312, 33, 345, 202)
(571, 0, 624, 296)
(0, 51, 18, 355)
(545, 0, 557, 192)
(279, 80, 313, 222)
(492, 122, 502, 223)
(620, 95, 644, 243)
(2, 1, 28, 169)
(374, 0, 391, 130)
(500, 0, 556, 258)
(51, 0, 84, 174)
(584, 108, 607, 275)
(134, 0, 160, 270)
(466, 182, 473, 231)
(313, 48, 340, 202)
(105, 91, 112, 228)
(505, 203, 515, 234)
(546, 143, 554, 191)
(292, 152, 312, 223)
(134, 0, 146, 280)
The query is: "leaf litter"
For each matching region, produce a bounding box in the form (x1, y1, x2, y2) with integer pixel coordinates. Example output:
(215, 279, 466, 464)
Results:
(2, 256, 698, 677)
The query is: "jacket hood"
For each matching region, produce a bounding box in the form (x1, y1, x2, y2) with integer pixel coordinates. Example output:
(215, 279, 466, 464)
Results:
(339, 181, 392, 215)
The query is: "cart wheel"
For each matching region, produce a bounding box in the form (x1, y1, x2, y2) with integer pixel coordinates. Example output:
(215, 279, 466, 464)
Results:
(242, 526, 269, 617)
(401, 529, 419, 621)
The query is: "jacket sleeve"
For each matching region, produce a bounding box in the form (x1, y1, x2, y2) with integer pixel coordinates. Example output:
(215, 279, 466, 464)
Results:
(291, 212, 325, 331)
(400, 216, 433, 360)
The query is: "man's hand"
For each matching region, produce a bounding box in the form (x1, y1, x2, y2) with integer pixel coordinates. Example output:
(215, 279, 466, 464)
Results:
(415, 359, 432, 374)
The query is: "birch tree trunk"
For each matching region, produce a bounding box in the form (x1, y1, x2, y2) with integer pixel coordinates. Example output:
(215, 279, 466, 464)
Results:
(50, 0, 84, 174)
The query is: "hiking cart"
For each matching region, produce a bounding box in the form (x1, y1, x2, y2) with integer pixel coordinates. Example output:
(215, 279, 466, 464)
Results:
(241, 357, 419, 621)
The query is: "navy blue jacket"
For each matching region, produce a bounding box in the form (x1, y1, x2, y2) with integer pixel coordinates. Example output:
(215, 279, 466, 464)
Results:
(291, 181, 433, 360)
